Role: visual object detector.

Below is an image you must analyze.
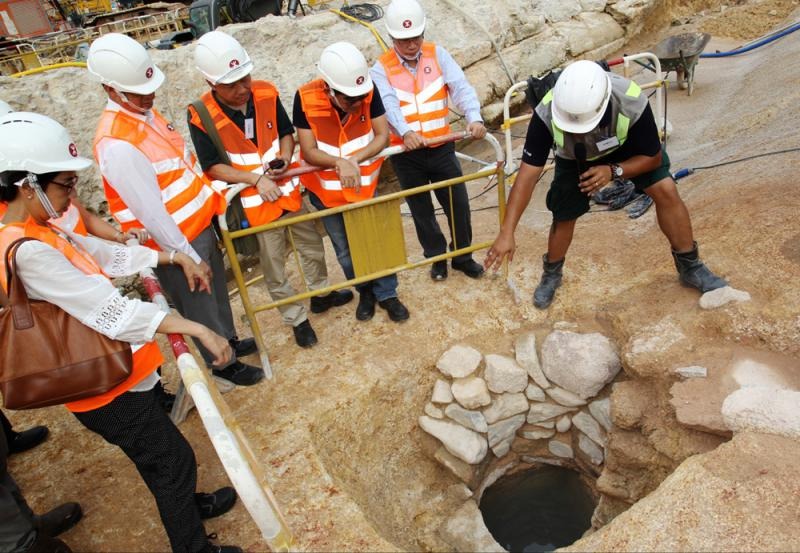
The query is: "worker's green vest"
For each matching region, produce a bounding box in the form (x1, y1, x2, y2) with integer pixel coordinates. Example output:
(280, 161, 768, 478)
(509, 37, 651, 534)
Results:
(535, 73, 649, 161)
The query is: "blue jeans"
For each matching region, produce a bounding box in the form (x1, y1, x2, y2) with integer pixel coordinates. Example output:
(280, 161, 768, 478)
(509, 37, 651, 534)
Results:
(309, 192, 399, 301)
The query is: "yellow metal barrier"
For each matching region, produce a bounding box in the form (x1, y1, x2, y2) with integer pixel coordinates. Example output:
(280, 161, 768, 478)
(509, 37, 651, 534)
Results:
(217, 132, 506, 376)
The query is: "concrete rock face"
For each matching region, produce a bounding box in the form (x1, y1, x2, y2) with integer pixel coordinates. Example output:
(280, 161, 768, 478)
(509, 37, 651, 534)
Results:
(541, 331, 621, 399)
(722, 388, 800, 439)
(419, 416, 488, 465)
(437, 345, 483, 378)
(565, 433, 800, 552)
(484, 354, 528, 393)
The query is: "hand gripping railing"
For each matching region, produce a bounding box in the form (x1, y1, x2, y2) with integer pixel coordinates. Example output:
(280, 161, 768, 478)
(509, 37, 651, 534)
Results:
(218, 131, 506, 377)
(136, 260, 293, 552)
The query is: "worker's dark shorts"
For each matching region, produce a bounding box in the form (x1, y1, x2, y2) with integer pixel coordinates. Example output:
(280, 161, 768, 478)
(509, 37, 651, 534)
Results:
(546, 149, 672, 221)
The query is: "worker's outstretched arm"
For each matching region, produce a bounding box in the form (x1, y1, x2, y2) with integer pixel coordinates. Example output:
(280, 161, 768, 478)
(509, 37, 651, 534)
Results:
(484, 161, 544, 271)
(297, 127, 363, 190)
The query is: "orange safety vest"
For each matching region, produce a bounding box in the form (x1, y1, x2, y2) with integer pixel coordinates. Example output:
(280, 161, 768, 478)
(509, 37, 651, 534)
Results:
(2, 202, 88, 236)
(378, 43, 450, 143)
(93, 107, 226, 248)
(0, 219, 164, 413)
(188, 81, 302, 227)
(296, 79, 384, 208)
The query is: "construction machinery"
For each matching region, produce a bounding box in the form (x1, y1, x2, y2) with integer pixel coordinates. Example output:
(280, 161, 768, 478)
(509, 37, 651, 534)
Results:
(187, 0, 280, 37)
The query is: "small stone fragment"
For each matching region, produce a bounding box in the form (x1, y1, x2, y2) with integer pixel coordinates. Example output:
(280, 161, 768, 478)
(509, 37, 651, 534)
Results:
(482, 393, 529, 424)
(556, 414, 572, 433)
(432, 379, 454, 403)
(674, 365, 708, 379)
(445, 403, 489, 433)
(578, 432, 604, 465)
(588, 397, 612, 431)
(451, 377, 492, 409)
(520, 426, 555, 440)
(437, 345, 482, 378)
(527, 402, 576, 423)
(515, 332, 550, 388)
(699, 286, 751, 310)
(485, 354, 528, 393)
(548, 440, 574, 458)
(526, 383, 546, 401)
(546, 385, 587, 407)
(488, 414, 527, 457)
(425, 402, 444, 419)
(573, 411, 607, 446)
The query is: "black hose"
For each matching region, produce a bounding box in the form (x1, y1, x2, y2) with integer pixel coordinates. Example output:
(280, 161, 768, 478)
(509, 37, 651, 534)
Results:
(339, 3, 383, 22)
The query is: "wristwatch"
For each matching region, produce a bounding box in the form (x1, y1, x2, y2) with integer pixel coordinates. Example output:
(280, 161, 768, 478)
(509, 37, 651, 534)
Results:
(609, 163, 624, 178)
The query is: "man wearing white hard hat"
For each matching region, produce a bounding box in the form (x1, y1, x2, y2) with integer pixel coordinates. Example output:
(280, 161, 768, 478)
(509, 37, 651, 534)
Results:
(371, 0, 487, 282)
(484, 60, 727, 308)
(188, 31, 352, 349)
(294, 41, 410, 323)
(87, 33, 265, 386)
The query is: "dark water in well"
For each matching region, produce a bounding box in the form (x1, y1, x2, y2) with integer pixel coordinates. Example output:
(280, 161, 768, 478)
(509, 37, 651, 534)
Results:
(479, 466, 596, 552)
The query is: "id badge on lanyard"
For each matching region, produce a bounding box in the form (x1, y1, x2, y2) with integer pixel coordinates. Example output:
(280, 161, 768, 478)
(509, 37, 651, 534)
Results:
(244, 118, 255, 139)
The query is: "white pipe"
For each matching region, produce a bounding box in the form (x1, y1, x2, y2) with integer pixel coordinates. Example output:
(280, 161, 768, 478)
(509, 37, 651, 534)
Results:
(502, 80, 529, 176)
(177, 353, 293, 551)
(623, 52, 670, 136)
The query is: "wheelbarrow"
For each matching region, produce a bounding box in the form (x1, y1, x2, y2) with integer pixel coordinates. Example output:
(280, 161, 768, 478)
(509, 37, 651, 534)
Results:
(651, 32, 711, 96)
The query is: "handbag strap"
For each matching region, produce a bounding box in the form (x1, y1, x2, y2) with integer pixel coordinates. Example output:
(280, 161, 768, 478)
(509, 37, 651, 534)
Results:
(191, 99, 231, 165)
(1, 237, 37, 330)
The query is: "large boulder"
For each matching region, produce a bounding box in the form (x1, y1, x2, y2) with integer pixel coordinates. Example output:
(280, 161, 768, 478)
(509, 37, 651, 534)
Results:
(540, 331, 621, 399)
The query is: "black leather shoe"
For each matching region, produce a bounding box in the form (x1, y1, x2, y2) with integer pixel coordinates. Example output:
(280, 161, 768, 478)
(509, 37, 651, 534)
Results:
(378, 297, 410, 322)
(430, 261, 448, 281)
(356, 291, 376, 321)
(195, 487, 237, 520)
(452, 259, 485, 279)
(212, 361, 264, 386)
(197, 533, 243, 553)
(34, 503, 82, 538)
(292, 320, 318, 348)
(229, 337, 257, 357)
(8, 426, 49, 455)
(22, 532, 71, 553)
(309, 289, 354, 314)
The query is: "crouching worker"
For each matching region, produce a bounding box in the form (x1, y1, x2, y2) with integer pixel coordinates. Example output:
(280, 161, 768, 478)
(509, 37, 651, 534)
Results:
(189, 31, 352, 348)
(0, 112, 241, 553)
(484, 60, 726, 308)
(295, 41, 410, 323)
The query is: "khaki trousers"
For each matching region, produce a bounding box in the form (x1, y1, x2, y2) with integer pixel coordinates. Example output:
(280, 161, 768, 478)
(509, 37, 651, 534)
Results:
(256, 203, 328, 327)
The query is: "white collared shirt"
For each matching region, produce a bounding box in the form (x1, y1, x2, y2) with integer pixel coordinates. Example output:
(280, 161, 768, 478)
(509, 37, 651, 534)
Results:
(370, 45, 483, 138)
(96, 100, 202, 263)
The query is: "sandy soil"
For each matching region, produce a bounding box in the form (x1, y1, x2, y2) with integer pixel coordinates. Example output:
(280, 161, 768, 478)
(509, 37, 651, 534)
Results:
(5, 1, 800, 551)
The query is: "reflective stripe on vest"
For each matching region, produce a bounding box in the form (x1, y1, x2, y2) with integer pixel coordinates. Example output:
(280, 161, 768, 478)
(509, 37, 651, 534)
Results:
(0, 221, 164, 413)
(296, 79, 384, 208)
(535, 74, 648, 161)
(94, 107, 225, 246)
(187, 81, 302, 226)
(378, 43, 450, 141)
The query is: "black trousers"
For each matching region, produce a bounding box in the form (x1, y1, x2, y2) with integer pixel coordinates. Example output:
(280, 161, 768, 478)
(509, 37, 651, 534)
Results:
(390, 142, 474, 263)
(0, 418, 35, 553)
(73, 389, 207, 553)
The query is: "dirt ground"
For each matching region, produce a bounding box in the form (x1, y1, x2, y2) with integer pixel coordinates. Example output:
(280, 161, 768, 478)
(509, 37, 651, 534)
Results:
(6, 1, 800, 551)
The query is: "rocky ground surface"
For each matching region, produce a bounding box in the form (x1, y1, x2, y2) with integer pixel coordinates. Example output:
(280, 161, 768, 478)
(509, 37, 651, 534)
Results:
(4, 0, 800, 551)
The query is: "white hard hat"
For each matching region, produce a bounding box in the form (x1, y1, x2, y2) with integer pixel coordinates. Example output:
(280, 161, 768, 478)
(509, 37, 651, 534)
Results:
(194, 31, 254, 85)
(87, 33, 165, 95)
(0, 99, 11, 116)
(385, 0, 426, 39)
(0, 112, 92, 174)
(551, 60, 612, 134)
(317, 41, 372, 97)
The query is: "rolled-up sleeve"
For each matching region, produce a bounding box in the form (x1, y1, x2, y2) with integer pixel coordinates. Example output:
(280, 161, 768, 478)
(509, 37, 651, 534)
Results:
(15, 241, 166, 344)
